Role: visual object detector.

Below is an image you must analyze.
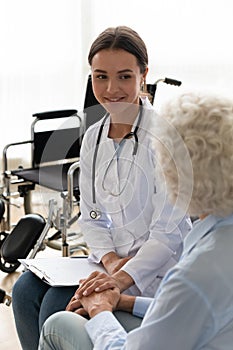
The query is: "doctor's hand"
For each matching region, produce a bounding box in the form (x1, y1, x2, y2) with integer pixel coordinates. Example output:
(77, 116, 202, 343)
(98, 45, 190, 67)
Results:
(74, 271, 119, 299)
(101, 251, 132, 275)
(75, 269, 134, 299)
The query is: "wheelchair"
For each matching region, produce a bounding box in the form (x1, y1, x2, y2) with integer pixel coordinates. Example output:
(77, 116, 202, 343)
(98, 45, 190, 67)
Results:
(0, 75, 182, 274)
(0, 108, 87, 273)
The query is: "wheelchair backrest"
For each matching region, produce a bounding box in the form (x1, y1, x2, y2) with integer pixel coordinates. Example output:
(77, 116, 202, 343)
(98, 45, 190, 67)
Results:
(83, 75, 106, 132)
(31, 109, 81, 168)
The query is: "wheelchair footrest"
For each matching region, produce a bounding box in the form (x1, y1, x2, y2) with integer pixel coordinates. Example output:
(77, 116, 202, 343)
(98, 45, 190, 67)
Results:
(1, 214, 46, 263)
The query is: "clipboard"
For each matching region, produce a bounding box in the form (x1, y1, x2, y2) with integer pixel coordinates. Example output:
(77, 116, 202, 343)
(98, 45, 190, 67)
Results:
(19, 257, 106, 287)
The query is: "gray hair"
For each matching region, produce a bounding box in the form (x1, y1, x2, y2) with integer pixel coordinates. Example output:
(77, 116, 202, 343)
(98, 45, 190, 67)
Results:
(154, 92, 233, 217)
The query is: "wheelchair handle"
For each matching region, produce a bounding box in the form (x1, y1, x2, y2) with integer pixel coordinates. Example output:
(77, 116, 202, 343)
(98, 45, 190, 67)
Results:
(32, 109, 78, 120)
(164, 77, 182, 86)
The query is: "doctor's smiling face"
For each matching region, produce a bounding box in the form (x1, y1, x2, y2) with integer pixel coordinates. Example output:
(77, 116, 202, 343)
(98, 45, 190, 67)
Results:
(91, 48, 147, 118)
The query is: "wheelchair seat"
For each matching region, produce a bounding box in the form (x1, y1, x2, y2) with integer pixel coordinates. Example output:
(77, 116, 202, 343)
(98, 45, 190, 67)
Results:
(9, 109, 81, 193)
(11, 161, 79, 192)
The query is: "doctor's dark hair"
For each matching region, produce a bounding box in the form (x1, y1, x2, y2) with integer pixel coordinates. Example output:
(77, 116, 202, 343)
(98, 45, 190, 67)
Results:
(88, 26, 148, 74)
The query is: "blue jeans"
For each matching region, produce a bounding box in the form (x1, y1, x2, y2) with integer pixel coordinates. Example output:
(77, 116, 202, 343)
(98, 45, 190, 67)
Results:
(39, 310, 142, 349)
(12, 271, 77, 350)
(39, 311, 93, 350)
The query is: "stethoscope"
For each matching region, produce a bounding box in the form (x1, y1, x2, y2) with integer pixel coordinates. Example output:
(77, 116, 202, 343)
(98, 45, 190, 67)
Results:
(90, 103, 143, 220)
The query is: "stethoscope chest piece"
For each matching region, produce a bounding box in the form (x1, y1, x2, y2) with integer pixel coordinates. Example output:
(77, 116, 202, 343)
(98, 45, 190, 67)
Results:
(90, 209, 101, 220)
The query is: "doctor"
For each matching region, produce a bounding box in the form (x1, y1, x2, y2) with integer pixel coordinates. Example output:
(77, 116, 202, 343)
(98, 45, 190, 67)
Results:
(76, 25, 191, 299)
(12, 26, 191, 350)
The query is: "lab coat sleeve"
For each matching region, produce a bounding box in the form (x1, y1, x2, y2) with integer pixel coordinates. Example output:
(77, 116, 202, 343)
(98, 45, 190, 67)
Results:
(121, 177, 192, 295)
(78, 128, 117, 262)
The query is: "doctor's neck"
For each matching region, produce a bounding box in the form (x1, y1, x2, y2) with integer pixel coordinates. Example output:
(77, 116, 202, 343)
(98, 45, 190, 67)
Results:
(108, 103, 140, 140)
(108, 122, 132, 140)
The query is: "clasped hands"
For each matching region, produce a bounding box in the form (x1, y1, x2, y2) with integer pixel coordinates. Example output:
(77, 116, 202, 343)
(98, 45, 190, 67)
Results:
(66, 253, 133, 318)
(66, 271, 121, 318)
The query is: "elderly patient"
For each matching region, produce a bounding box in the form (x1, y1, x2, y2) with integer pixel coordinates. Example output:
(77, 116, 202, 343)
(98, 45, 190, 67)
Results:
(39, 92, 233, 350)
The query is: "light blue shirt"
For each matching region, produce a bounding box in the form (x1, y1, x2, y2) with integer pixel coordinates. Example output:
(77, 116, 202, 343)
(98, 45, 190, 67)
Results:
(85, 214, 233, 349)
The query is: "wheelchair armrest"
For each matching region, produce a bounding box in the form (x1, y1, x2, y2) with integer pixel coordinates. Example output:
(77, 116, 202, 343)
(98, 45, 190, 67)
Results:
(3, 140, 32, 172)
(32, 109, 78, 120)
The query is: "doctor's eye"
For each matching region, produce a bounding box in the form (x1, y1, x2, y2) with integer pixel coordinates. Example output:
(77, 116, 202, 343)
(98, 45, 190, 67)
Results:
(119, 74, 132, 80)
(95, 74, 108, 80)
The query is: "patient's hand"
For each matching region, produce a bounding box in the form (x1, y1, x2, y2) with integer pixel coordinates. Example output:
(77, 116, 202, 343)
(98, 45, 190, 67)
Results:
(65, 271, 119, 312)
(79, 287, 121, 318)
(66, 284, 121, 318)
(66, 294, 88, 317)
(66, 287, 136, 318)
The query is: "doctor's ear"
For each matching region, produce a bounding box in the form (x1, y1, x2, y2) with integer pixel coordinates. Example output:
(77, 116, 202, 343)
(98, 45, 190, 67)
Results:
(143, 67, 149, 79)
(140, 68, 148, 86)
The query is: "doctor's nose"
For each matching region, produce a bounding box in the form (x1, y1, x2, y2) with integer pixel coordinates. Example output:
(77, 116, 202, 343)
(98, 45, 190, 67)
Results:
(106, 79, 119, 94)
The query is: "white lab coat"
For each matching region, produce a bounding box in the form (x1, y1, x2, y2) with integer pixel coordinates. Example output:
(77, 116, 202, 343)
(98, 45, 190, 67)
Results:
(78, 97, 191, 297)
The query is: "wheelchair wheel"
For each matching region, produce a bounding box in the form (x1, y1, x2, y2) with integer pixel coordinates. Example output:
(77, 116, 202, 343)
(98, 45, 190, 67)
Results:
(0, 231, 21, 273)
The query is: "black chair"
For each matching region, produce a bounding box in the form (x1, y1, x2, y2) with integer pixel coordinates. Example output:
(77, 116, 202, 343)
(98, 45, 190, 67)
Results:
(10, 109, 81, 190)
(0, 109, 86, 271)
(0, 77, 106, 267)
(83, 74, 106, 132)
(0, 199, 5, 224)
(2, 109, 81, 229)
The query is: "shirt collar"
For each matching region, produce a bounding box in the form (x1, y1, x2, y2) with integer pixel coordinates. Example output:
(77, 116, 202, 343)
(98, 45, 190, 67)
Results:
(182, 214, 233, 258)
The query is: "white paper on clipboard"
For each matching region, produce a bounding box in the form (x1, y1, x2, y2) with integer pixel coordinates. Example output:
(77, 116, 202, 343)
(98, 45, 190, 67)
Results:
(19, 257, 106, 287)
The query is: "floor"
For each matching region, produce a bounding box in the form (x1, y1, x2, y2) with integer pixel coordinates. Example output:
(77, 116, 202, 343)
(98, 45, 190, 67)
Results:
(0, 189, 82, 349)
(0, 247, 62, 350)
(0, 270, 21, 349)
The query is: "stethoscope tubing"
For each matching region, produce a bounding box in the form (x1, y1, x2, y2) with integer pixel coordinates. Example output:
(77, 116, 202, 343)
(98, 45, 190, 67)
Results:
(90, 103, 143, 219)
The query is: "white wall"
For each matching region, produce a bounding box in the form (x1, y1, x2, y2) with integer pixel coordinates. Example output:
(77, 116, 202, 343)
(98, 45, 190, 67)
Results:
(90, 0, 233, 108)
(1, 0, 233, 173)
(0, 0, 83, 151)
